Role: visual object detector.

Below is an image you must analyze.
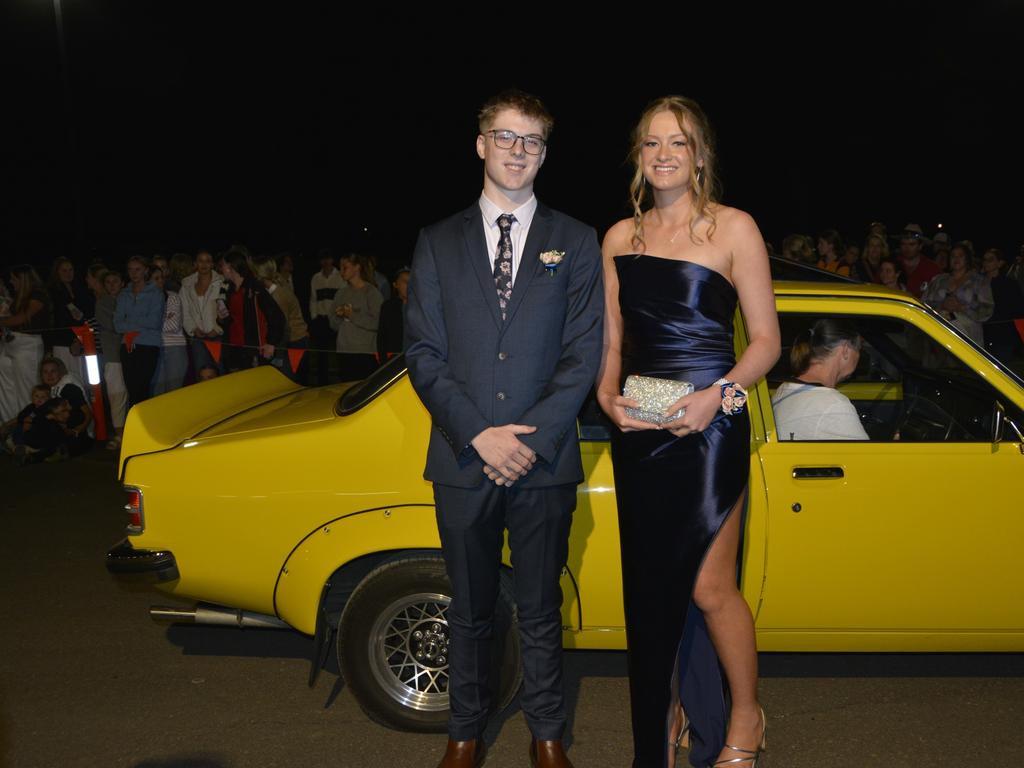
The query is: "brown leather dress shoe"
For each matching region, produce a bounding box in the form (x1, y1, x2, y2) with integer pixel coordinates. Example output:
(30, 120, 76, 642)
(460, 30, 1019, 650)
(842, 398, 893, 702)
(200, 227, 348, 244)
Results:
(529, 739, 574, 768)
(436, 738, 487, 768)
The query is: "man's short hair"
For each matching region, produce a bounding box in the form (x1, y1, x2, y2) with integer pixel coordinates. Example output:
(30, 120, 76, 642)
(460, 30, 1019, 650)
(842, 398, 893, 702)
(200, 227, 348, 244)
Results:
(478, 89, 554, 139)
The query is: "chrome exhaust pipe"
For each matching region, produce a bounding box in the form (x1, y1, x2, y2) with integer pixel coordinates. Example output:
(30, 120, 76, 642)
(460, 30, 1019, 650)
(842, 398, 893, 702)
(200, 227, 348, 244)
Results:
(150, 603, 289, 629)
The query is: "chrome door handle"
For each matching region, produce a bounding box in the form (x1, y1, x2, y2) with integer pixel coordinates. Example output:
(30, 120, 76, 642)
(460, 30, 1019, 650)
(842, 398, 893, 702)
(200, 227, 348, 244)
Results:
(792, 466, 844, 478)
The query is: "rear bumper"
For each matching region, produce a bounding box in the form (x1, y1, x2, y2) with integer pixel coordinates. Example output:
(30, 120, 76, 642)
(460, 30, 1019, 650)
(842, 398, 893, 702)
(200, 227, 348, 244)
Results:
(106, 538, 179, 582)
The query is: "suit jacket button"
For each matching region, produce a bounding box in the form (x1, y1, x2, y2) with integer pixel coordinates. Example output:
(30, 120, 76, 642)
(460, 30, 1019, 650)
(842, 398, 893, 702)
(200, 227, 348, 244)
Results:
(497, 351, 508, 360)
(496, 391, 506, 400)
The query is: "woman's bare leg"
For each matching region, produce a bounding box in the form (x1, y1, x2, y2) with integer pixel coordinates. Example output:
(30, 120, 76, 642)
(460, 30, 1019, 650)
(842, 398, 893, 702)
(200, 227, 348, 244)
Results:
(693, 491, 764, 764)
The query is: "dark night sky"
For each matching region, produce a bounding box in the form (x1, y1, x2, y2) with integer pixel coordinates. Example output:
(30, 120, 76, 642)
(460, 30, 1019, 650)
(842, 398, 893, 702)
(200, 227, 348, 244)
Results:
(8, 3, 1024, 276)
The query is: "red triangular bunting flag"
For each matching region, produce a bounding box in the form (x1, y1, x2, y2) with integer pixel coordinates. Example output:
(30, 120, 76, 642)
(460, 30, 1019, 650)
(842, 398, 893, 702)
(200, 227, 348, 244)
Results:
(71, 325, 90, 349)
(123, 331, 140, 353)
(203, 340, 223, 363)
(1015, 319, 1024, 344)
(287, 347, 305, 373)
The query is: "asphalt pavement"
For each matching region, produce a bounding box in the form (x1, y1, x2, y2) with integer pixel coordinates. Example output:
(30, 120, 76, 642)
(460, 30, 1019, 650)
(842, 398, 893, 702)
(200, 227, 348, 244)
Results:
(1, 448, 1022, 767)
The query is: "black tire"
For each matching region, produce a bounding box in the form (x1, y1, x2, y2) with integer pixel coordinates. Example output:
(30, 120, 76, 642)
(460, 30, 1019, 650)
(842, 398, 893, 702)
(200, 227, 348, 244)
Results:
(337, 555, 522, 732)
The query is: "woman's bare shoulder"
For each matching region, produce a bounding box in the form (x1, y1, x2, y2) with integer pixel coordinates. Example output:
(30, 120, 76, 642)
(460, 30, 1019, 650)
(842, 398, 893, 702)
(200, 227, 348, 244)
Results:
(602, 217, 638, 256)
(712, 203, 759, 234)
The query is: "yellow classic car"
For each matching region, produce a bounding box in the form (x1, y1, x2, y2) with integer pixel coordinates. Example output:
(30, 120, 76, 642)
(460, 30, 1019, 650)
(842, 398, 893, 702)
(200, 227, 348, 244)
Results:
(106, 278, 1024, 732)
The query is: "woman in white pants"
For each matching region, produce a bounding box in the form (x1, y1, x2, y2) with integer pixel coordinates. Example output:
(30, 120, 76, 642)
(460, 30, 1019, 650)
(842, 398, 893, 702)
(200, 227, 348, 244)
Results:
(0, 266, 50, 422)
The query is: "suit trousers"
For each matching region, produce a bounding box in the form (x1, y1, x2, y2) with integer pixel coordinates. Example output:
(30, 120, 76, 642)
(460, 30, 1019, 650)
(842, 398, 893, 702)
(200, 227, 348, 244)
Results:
(434, 481, 576, 742)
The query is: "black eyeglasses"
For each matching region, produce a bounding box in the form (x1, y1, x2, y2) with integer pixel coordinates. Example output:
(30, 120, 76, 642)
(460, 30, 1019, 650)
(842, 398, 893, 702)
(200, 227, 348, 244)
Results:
(484, 130, 546, 156)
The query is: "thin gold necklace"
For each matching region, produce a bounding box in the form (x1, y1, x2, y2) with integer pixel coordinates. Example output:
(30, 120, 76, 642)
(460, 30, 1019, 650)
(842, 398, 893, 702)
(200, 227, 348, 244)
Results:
(649, 208, 688, 245)
(668, 225, 686, 244)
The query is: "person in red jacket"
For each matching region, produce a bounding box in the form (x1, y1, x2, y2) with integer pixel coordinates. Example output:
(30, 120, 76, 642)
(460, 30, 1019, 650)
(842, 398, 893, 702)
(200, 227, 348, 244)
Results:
(218, 246, 288, 373)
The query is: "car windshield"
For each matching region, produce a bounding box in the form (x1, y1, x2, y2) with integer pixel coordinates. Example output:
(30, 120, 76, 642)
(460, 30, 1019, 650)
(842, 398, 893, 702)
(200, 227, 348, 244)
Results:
(768, 256, 855, 283)
(917, 301, 1024, 390)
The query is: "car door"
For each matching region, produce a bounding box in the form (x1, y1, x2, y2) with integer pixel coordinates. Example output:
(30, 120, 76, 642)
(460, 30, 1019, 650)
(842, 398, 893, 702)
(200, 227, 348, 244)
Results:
(569, 395, 627, 648)
(755, 296, 1024, 651)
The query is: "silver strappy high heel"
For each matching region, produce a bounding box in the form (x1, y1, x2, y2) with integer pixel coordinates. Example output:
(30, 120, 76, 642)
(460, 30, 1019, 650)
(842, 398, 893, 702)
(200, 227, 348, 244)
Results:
(712, 706, 766, 767)
(670, 701, 690, 750)
(668, 701, 690, 768)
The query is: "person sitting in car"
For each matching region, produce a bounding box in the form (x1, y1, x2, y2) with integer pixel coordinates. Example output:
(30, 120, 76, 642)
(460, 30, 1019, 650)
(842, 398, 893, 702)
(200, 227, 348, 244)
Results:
(772, 319, 869, 441)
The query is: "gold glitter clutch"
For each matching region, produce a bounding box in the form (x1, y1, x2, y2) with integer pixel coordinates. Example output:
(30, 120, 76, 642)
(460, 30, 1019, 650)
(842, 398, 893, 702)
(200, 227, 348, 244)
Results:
(623, 375, 694, 424)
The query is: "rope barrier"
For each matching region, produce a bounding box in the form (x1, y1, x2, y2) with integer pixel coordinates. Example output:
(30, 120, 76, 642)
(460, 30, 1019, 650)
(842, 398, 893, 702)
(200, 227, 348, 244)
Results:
(2, 324, 376, 355)
(1, 323, 393, 440)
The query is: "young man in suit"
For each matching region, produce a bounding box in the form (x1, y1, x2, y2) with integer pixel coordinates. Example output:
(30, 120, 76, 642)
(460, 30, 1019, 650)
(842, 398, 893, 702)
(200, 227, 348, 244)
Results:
(405, 90, 603, 768)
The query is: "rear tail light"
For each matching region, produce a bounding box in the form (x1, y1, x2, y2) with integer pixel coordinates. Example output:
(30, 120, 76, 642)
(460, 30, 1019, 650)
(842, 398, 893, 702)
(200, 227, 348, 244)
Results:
(124, 486, 144, 534)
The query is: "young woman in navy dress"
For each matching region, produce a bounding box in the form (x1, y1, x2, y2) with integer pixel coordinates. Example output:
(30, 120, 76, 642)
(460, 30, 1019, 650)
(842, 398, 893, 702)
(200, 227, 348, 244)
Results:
(596, 96, 780, 767)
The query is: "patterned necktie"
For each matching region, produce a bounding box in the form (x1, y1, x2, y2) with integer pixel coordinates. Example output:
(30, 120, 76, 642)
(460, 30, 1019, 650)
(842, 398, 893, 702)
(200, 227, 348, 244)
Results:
(493, 213, 516, 321)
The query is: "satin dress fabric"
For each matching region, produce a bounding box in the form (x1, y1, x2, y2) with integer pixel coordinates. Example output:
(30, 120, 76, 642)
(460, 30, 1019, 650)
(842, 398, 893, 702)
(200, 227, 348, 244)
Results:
(610, 255, 750, 767)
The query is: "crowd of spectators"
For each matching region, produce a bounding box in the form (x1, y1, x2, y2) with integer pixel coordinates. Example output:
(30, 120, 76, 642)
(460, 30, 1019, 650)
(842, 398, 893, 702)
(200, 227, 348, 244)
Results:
(0, 246, 411, 464)
(3, 223, 1022, 464)
(777, 222, 1024, 364)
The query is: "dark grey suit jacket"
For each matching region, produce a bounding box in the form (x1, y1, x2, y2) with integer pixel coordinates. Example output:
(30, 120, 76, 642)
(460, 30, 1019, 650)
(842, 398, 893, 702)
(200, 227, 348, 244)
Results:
(405, 201, 604, 489)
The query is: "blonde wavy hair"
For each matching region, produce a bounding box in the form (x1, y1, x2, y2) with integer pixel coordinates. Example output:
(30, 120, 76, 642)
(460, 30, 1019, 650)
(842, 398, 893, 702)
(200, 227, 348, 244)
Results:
(628, 96, 719, 250)
(253, 256, 282, 285)
(863, 233, 890, 264)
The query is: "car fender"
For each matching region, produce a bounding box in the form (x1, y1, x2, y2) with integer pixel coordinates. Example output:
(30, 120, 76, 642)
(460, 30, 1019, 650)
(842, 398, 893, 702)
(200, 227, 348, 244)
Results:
(274, 505, 439, 634)
(273, 504, 583, 637)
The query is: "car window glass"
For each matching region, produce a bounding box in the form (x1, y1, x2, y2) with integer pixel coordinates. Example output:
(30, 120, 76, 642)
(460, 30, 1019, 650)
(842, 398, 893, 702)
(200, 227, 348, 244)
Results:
(770, 313, 1024, 443)
(337, 354, 407, 415)
(578, 388, 613, 442)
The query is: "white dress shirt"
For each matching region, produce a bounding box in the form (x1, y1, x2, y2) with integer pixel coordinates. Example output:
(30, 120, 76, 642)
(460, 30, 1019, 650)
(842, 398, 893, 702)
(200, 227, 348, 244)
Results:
(479, 193, 538, 285)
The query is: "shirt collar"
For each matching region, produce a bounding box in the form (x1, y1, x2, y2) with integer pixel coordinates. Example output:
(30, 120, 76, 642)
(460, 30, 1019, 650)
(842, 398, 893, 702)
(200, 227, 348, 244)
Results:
(479, 193, 538, 230)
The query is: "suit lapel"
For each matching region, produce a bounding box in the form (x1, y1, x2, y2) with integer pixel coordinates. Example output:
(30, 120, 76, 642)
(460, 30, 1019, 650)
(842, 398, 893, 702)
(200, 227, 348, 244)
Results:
(461, 205, 503, 329)
(502, 203, 553, 325)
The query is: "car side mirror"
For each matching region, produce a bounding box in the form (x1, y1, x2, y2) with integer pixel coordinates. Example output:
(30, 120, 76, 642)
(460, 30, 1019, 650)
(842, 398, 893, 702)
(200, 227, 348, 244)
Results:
(1006, 418, 1024, 455)
(994, 401, 1024, 454)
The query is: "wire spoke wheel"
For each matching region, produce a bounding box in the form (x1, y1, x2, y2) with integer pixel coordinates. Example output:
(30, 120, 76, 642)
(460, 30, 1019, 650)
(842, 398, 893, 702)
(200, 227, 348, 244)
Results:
(369, 592, 452, 712)
(338, 556, 522, 732)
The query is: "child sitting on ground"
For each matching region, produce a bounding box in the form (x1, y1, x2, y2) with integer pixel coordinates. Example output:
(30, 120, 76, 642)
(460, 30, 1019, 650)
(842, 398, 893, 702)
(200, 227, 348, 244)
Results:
(21, 397, 91, 464)
(3, 384, 51, 463)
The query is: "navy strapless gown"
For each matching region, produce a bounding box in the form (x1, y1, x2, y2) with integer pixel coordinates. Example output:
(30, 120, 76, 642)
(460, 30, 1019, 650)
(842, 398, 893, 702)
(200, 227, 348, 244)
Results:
(611, 255, 750, 768)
